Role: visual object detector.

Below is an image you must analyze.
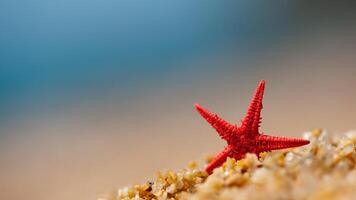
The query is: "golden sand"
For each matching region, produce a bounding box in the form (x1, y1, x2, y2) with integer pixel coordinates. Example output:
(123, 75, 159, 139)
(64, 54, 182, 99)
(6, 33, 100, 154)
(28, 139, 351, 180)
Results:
(100, 130, 356, 200)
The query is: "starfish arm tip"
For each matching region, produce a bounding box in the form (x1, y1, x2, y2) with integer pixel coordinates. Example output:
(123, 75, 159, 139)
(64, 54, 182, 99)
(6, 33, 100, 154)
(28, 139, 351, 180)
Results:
(258, 80, 266, 89)
(292, 138, 310, 146)
(302, 139, 310, 145)
(194, 103, 204, 112)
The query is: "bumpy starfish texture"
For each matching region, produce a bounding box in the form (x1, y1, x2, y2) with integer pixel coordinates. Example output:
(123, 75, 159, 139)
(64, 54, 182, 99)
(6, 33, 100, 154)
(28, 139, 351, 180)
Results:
(195, 80, 310, 174)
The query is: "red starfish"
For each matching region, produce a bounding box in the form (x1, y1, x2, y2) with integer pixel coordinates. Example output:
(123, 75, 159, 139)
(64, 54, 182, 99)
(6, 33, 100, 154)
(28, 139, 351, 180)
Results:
(195, 80, 310, 174)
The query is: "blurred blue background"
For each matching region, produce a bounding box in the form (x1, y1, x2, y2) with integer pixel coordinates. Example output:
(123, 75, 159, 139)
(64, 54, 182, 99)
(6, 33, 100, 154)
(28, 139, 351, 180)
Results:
(0, 1, 317, 122)
(1, 1, 356, 200)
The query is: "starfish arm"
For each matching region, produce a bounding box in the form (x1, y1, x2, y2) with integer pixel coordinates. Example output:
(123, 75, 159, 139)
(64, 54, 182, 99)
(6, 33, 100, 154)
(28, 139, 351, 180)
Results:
(255, 134, 310, 152)
(195, 103, 237, 142)
(240, 80, 265, 135)
(205, 145, 233, 174)
(251, 80, 265, 134)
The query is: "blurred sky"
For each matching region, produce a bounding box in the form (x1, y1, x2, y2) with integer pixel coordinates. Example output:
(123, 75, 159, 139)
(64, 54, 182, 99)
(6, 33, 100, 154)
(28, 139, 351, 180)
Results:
(2, 1, 352, 124)
(1, 1, 356, 200)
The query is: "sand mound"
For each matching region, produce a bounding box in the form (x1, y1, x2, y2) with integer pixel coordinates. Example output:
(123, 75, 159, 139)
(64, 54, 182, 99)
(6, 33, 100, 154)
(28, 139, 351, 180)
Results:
(100, 130, 356, 200)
